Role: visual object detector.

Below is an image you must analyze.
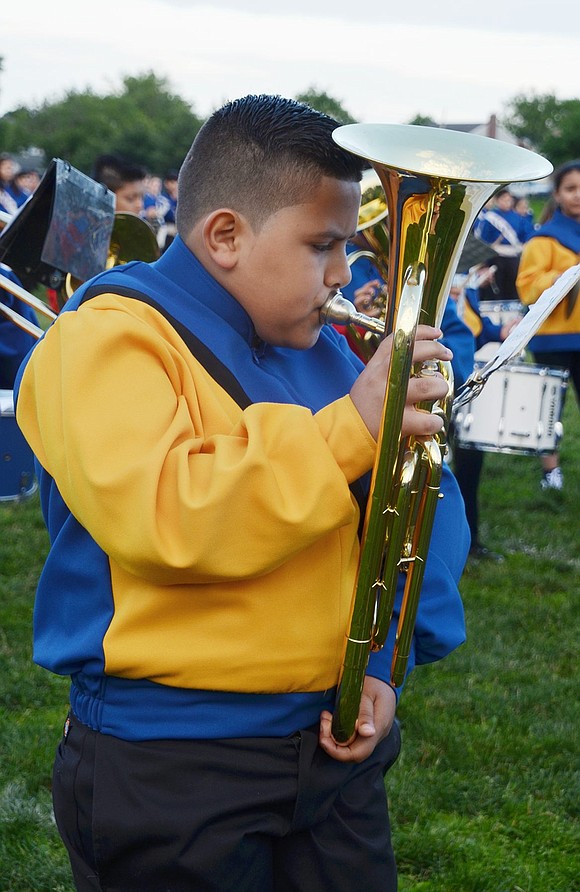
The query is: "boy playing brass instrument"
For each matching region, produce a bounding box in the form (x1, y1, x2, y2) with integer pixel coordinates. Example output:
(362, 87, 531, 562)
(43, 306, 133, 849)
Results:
(15, 95, 467, 891)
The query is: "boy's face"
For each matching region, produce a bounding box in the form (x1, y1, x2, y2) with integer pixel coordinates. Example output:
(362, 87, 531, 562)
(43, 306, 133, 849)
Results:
(233, 176, 360, 349)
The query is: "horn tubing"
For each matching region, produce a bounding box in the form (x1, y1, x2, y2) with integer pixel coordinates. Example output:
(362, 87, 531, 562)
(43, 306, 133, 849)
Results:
(0, 300, 44, 339)
(0, 272, 57, 322)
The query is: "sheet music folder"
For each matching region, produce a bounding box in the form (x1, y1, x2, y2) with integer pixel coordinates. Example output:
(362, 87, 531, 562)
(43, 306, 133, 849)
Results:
(0, 158, 115, 292)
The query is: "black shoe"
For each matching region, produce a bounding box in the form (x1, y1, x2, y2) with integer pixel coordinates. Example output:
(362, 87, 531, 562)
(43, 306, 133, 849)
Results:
(469, 543, 504, 562)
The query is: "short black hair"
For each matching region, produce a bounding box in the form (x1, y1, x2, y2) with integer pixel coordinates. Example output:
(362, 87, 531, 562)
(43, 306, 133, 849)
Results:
(176, 94, 363, 237)
(92, 154, 147, 193)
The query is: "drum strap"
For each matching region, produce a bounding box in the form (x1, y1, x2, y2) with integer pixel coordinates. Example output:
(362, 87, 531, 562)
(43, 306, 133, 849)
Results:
(477, 211, 522, 256)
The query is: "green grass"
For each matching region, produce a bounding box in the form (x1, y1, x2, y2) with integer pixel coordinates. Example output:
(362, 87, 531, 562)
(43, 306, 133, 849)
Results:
(0, 395, 578, 891)
(0, 494, 72, 890)
(528, 197, 548, 223)
(391, 389, 580, 891)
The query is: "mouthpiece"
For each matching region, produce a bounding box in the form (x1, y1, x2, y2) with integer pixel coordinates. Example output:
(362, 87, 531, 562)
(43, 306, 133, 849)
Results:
(319, 292, 385, 335)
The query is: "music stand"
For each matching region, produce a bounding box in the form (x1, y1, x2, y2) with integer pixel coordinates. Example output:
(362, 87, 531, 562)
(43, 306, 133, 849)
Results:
(0, 158, 115, 292)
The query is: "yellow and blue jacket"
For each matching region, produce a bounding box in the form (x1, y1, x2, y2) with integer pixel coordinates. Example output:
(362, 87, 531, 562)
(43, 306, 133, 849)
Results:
(15, 236, 467, 741)
(516, 209, 580, 352)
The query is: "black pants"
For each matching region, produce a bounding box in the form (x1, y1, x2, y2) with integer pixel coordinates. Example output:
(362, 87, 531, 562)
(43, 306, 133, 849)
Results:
(478, 255, 520, 302)
(531, 350, 580, 405)
(453, 444, 485, 545)
(53, 713, 401, 892)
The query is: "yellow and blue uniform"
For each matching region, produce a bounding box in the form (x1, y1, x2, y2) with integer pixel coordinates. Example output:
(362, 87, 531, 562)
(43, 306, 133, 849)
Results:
(440, 298, 475, 390)
(15, 235, 467, 742)
(516, 208, 580, 353)
(474, 207, 530, 253)
(461, 287, 504, 351)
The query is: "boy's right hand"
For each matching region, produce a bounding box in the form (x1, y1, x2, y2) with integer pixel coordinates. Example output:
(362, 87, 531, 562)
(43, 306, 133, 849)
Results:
(349, 325, 452, 442)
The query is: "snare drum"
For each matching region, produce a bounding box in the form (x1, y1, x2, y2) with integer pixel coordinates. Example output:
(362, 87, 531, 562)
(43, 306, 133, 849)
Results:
(0, 389, 37, 501)
(453, 362, 569, 455)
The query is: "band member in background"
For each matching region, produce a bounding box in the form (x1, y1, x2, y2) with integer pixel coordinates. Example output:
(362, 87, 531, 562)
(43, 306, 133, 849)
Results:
(474, 188, 531, 301)
(516, 159, 580, 491)
(92, 153, 148, 216)
(449, 270, 518, 560)
(142, 170, 179, 252)
(15, 95, 468, 891)
(141, 174, 164, 228)
(0, 152, 19, 217)
(7, 167, 41, 208)
(513, 195, 536, 241)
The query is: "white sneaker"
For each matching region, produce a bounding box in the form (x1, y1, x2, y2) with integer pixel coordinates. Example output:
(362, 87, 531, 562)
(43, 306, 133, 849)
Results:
(541, 467, 564, 491)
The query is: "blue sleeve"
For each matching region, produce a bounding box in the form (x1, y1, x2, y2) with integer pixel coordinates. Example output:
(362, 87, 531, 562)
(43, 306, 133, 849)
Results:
(477, 316, 502, 349)
(465, 287, 503, 348)
(162, 194, 177, 224)
(440, 300, 475, 390)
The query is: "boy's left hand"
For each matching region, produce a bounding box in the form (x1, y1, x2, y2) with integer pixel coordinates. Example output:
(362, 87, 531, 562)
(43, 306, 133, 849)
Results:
(318, 676, 396, 763)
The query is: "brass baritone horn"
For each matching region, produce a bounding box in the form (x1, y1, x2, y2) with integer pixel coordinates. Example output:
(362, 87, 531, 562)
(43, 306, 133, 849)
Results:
(323, 123, 553, 744)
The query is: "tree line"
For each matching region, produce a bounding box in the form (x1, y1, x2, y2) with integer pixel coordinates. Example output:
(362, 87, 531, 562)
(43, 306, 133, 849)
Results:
(0, 66, 579, 177)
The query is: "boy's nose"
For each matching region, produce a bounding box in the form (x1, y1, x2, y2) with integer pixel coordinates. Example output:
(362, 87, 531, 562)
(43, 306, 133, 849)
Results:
(330, 254, 352, 290)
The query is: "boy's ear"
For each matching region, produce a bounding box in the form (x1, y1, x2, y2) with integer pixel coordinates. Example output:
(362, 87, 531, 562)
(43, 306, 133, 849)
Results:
(201, 209, 249, 270)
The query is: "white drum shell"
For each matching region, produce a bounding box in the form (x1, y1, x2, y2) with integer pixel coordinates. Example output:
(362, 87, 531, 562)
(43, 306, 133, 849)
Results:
(453, 362, 568, 455)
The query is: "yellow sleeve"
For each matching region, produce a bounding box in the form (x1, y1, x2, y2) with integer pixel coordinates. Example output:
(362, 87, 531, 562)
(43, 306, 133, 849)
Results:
(516, 238, 561, 305)
(17, 298, 375, 584)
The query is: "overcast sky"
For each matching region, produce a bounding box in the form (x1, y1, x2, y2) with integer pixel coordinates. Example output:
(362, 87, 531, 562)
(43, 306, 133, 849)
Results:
(2, 0, 578, 126)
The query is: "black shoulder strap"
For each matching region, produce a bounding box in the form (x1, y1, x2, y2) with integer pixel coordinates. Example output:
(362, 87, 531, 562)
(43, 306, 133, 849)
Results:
(80, 284, 252, 410)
